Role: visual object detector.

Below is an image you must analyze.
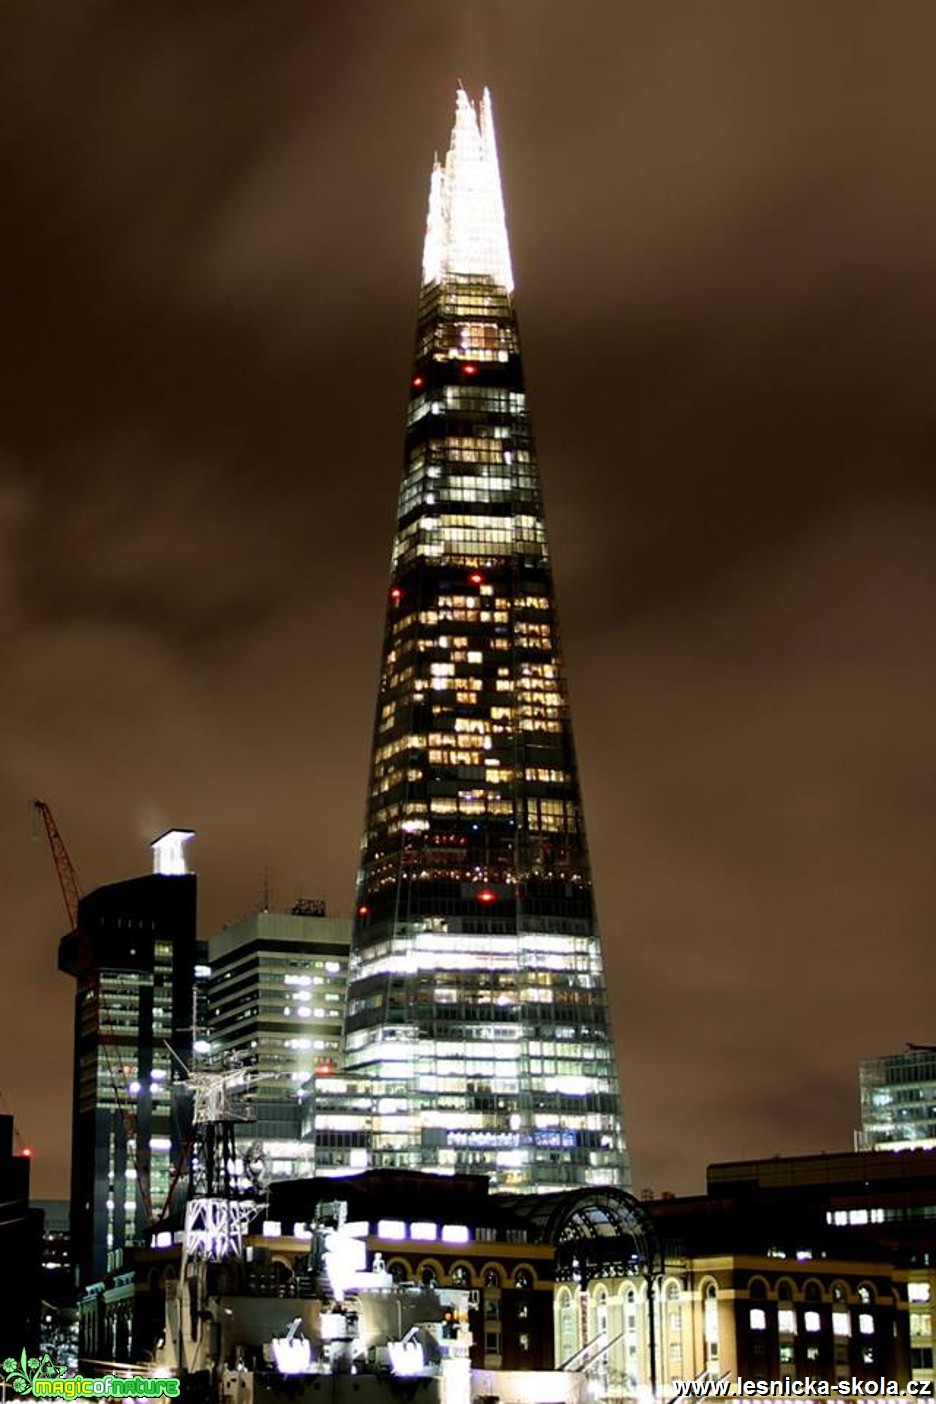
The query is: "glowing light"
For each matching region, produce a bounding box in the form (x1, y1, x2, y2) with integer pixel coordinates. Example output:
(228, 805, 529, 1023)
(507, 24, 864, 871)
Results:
(477, 889, 496, 904)
(388, 1340, 425, 1377)
(21, 1147, 32, 1158)
(390, 587, 402, 601)
(151, 829, 195, 877)
(463, 363, 478, 375)
(323, 1229, 367, 1302)
(377, 1219, 407, 1240)
(468, 571, 485, 584)
(272, 1324, 311, 1376)
(357, 905, 370, 917)
(412, 375, 424, 388)
(422, 88, 514, 293)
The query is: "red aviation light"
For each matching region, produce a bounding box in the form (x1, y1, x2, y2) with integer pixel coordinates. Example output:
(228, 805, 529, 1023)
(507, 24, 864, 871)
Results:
(21, 1147, 33, 1158)
(357, 904, 370, 917)
(412, 375, 424, 388)
(390, 587, 402, 603)
(462, 363, 478, 375)
(477, 888, 497, 904)
(468, 571, 485, 585)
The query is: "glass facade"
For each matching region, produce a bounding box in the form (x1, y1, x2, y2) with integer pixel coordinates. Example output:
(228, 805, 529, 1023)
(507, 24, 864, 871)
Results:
(59, 870, 201, 1285)
(208, 908, 351, 1179)
(343, 89, 628, 1191)
(857, 1050, 936, 1151)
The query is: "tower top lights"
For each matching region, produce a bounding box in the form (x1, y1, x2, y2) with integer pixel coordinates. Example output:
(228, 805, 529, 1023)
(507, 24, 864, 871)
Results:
(422, 87, 514, 293)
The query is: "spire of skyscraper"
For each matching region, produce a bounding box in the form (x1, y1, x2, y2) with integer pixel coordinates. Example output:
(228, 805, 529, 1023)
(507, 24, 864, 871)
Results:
(342, 87, 628, 1192)
(422, 87, 514, 293)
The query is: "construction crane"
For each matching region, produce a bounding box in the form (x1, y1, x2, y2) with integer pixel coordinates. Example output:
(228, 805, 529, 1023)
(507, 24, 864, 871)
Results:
(33, 799, 81, 929)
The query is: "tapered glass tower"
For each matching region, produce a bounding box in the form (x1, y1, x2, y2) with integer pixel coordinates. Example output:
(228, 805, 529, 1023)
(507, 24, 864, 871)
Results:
(344, 89, 628, 1191)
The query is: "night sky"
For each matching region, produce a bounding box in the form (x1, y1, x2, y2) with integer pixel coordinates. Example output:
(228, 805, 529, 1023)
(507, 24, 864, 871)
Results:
(2, 2, 935, 1201)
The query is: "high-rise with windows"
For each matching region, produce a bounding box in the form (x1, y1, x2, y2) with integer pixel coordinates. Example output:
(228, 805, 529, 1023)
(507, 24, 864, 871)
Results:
(856, 1048, 936, 1152)
(59, 832, 204, 1286)
(207, 902, 350, 1179)
(343, 89, 628, 1191)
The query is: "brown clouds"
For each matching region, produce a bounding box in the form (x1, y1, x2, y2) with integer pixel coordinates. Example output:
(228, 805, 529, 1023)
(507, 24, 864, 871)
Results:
(1, 1, 935, 1196)
(579, 500, 936, 1189)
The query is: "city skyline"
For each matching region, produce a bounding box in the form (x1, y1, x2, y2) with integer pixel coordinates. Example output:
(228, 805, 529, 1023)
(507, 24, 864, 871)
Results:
(2, 2, 935, 1203)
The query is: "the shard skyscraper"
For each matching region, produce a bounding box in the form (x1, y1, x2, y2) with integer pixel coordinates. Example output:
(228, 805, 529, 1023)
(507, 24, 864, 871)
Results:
(342, 89, 628, 1192)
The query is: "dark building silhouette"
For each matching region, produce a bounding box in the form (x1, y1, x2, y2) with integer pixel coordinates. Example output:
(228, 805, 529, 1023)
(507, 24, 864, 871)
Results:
(59, 834, 203, 1287)
(343, 87, 627, 1192)
(32, 1199, 77, 1369)
(0, 1114, 42, 1362)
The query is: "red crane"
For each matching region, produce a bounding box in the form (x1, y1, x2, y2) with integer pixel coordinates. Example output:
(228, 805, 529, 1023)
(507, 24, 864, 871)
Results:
(33, 799, 82, 929)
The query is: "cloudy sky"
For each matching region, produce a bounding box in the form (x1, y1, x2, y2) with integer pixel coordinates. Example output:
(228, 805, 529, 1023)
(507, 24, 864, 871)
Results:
(2, 1, 935, 1200)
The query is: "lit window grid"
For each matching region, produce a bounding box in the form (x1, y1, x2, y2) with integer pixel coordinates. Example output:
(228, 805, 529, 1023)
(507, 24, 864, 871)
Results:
(345, 257, 625, 1183)
(858, 1051, 936, 1151)
(209, 951, 347, 1094)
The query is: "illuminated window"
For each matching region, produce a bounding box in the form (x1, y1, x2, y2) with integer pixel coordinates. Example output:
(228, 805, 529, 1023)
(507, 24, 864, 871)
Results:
(704, 1283, 719, 1351)
(377, 1220, 407, 1240)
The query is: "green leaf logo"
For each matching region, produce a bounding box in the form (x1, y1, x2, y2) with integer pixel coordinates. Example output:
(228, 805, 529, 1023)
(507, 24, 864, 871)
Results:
(0, 1347, 66, 1394)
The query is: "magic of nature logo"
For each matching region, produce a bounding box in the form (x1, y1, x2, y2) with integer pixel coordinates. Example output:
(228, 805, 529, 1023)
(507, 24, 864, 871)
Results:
(1, 1352, 179, 1398)
(2, 1352, 68, 1395)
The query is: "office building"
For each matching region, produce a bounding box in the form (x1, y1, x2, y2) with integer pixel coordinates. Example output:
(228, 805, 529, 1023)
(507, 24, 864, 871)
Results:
(343, 89, 627, 1191)
(857, 1047, 936, 1152)
(59, 832, 205, 1286)
(207, 903, 351, 1179)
